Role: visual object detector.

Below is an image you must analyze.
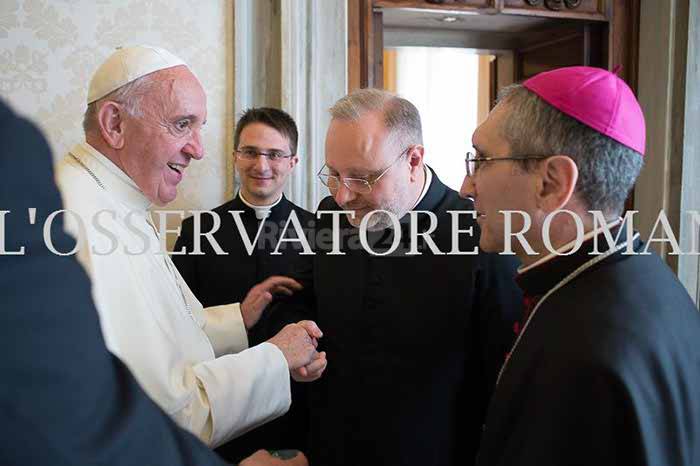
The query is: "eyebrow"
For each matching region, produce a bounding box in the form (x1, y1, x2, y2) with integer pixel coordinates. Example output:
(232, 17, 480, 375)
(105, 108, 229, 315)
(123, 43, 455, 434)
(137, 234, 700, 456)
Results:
(325, 165, 373, 178)
(174, 114, 202, 124)
(239, 144, 289, 153)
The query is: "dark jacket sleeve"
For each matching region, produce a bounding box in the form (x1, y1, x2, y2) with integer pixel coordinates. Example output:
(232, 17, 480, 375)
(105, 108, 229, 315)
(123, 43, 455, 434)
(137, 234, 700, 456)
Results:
(0, 101, 229, 466)
(460, 252, 522, 463)
(251, 252, 317, 342)
(502, 362, 640, 466)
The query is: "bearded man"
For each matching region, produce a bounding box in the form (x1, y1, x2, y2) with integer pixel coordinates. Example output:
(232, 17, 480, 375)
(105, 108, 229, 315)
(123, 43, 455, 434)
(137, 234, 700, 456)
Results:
(262, 88, 523, 466)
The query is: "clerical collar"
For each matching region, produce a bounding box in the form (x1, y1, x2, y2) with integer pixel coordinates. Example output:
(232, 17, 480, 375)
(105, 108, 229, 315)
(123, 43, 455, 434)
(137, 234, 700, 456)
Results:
(238, 191, 283, 220)
(412, 165, 432, 209)
(516, 218, 637, 297)
(518, 218, 623, 275)
(69, 142, 151, 211)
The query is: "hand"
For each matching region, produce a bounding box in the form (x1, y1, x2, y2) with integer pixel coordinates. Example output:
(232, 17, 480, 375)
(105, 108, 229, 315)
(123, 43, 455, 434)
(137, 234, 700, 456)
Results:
(240, 276, 302, 329)
(268, 320, 323, 370)
(292, 350, 327, 382)
(239, 450, 308, 466)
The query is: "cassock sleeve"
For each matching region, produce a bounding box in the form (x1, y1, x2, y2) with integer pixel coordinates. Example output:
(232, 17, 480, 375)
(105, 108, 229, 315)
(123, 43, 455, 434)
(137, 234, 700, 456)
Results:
(254, 253, 317, 341)
(170, 237, 250, 357)
(461, 252, 522, 462)
(507, 362, 641, 466)
(203, 302, 249, 356)
(191, 342, 292, 447)
(84, 253, 291, 448)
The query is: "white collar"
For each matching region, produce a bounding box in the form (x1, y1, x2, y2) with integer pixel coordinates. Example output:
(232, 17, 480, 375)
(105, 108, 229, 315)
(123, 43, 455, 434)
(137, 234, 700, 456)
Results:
(69, 142, 151, 211)
(412, 165, 432, 209)
(517, 218, 623, 275)
(239, 191, 283, 220)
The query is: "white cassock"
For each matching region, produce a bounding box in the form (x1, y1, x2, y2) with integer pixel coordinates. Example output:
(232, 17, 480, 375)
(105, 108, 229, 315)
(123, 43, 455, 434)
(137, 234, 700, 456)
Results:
(55, 142, 291, 447)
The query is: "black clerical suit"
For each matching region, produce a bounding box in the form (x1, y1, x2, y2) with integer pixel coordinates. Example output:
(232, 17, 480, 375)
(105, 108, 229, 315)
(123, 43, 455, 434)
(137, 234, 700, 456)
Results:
(265, 168, 523, 466)
(0, 100, 228, 466)
(477, 224, 700, 466)
(174, 194, 314, 462)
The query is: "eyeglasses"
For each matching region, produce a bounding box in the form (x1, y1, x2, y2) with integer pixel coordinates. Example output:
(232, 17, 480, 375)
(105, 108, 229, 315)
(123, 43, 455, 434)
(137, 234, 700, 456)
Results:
(235, 148, 294, 162)
(465, 151, 549, 177)
(318, 147, 410, 195)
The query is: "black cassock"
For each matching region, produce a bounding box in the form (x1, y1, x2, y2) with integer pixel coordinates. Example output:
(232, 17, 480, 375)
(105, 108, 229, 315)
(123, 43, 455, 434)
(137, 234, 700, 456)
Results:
(265, 169, 523, 466)
(477, 225, 700, 466)
(173, 194, 314, 462)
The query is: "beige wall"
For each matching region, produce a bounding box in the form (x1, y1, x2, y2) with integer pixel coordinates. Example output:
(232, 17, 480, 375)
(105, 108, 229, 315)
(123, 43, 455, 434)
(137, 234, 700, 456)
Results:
(0, 0, 234, 215)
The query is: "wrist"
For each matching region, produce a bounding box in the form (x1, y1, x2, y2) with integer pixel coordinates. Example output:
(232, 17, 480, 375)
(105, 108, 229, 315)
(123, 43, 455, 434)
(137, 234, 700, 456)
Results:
(240, 303, 252, 330)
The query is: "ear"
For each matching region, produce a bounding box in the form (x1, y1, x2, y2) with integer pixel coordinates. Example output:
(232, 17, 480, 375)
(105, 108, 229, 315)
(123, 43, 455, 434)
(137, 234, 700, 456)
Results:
(406, 145, 425, 181)
(97, 101, 127, 150)
(536, 155, 578, 211)
(289, 155, 299, 170)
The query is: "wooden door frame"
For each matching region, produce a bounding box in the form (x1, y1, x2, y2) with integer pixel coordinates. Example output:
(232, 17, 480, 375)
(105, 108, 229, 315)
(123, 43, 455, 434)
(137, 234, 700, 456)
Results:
(348, 0, 640, 91)
(348, 0, 383, 90)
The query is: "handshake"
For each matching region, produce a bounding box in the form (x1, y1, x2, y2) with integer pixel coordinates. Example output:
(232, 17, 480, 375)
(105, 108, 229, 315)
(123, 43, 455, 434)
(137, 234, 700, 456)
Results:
(240, 276, 327, 382)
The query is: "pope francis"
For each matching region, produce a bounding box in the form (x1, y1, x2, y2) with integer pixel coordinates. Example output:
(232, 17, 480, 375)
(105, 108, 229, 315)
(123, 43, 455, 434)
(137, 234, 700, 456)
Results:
(55, 45, 327, 449)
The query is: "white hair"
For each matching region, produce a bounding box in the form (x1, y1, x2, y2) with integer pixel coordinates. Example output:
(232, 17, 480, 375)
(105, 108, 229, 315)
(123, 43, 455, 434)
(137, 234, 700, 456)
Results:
(82, 73, 155, 135)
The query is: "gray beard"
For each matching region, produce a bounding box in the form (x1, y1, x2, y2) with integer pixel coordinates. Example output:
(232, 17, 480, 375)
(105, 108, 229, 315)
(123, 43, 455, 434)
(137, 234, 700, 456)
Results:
(346, 196, 409, 232)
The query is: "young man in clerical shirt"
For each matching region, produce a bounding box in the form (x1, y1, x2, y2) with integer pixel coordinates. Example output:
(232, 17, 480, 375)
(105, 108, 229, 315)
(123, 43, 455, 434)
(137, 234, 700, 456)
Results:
(174, 107, 315, 463)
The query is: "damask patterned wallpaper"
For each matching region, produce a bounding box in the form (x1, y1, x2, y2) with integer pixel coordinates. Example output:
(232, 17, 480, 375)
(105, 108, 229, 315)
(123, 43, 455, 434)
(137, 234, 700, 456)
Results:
(0, 0, 234, 219)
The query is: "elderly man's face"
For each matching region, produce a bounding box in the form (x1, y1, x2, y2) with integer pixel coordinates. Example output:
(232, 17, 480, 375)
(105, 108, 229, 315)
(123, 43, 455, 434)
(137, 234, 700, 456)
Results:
(324, 111, 413, 230)
(460, 103, 539, 255)
(120, 65, 207, 206)
(234, 122, 297, 205)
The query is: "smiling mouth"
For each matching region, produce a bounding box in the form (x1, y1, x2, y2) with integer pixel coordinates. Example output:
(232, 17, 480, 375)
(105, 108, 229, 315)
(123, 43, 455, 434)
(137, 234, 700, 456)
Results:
(167, 162, 186, 174)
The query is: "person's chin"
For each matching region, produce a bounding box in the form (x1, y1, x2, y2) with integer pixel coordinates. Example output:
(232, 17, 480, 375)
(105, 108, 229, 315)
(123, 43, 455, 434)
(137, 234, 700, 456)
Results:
(155, 186, 178, 206)
(351, 212, 384, 231)
(248, 186, 274, 200)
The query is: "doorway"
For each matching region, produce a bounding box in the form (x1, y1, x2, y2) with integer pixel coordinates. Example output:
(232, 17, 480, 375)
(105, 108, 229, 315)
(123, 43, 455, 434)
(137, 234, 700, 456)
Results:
(348, 0, 639, 202)
(384, 47, 493, 190)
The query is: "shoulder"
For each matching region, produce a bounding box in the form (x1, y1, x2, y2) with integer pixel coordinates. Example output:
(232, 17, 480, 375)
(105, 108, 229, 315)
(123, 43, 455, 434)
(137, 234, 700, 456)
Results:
(544, 257, 700, 373)
(433, 183, 475, 214)
(55, 154, 116, 219)
(289, 201, 314, 222)
(180, 199, 238, 232)
(211, 199, 239, 215)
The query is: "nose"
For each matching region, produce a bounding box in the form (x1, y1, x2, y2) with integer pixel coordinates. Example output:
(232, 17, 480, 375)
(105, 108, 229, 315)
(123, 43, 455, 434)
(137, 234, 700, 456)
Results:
(254, 154, 271, 172)
(183, 129, 204, 160)
(459, 174, 475, 200)
(333, 181, 356, 206)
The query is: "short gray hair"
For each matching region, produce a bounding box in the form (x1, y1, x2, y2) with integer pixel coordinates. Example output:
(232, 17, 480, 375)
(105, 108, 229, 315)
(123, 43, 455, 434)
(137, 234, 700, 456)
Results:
(82, 73, 155, 136)
(496, 84, 643, 217)
(329, 88, 423, 149)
